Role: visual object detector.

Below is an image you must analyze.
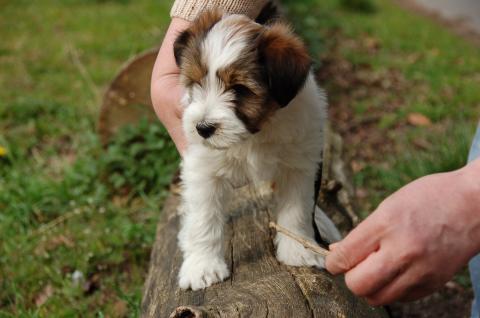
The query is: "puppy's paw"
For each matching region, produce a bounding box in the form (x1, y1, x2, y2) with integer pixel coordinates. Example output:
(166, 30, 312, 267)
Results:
(178, 255, 230, 290)
(275, 234, 326, 269)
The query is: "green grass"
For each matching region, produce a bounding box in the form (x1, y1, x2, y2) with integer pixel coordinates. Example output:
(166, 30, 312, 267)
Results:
(0, 1, 177, 316)
(1, 0, 480, 316)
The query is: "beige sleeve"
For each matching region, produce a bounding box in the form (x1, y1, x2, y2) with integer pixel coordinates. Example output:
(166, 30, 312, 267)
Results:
(170, 0, 268, 21)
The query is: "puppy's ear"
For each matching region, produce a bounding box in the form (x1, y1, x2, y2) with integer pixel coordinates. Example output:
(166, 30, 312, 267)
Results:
(173, 10, 223, 67)
(258, 22, 311, 107)
(173, 29, 192, 66)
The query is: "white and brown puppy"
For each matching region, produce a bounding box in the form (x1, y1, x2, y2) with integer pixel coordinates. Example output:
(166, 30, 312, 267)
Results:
(174, 10, 341, 290)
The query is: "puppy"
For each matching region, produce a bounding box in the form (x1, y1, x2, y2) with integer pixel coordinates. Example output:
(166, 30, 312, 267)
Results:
(173, 10, 341, 291)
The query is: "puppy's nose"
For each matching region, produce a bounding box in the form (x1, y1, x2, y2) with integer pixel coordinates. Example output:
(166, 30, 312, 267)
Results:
(196, 122, 217, 139)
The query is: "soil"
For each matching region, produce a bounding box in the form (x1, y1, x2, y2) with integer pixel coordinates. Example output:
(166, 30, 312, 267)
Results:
(389, 285, 473, 318)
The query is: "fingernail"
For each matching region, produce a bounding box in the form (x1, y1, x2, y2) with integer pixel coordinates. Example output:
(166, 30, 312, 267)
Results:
(329, 243, 338, 251)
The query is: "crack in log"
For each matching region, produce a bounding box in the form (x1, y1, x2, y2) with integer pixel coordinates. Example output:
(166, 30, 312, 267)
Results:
(286, 267, 315, 318)
(261, 194, 277, 257)
(233, 303, 241, 318)
(229, 215, 235, 286)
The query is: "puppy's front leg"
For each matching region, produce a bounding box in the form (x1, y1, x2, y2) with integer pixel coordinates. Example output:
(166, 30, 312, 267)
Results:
(274, 170, 326, 268)
(178, 155, 231, 290)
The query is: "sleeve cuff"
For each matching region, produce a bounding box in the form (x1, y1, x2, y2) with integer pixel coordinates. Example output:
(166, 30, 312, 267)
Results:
(170, 0, 268, 22)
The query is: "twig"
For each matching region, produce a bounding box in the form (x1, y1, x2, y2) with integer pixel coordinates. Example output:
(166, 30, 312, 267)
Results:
(30, 207, 84, 237)
(269, 222, 330, 257)
(66, 44, 99, 100)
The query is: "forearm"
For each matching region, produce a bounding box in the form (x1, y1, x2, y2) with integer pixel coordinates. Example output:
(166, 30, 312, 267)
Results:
(171, 0, 268, 21)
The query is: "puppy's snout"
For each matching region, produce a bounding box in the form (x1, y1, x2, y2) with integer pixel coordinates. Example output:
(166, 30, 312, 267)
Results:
(196, 122, 217, 139)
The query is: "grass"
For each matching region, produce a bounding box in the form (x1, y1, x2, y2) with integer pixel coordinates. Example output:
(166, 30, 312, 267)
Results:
(0, 1, 177, 316)
(1, 0, 479, 316)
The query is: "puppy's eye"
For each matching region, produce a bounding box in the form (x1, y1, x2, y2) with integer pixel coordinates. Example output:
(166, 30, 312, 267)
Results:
(186, 81, 198, 88)
(231, 84, 253, 97)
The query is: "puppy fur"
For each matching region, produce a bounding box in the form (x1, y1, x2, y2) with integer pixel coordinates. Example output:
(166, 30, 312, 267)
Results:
(174, 10, 341, 291)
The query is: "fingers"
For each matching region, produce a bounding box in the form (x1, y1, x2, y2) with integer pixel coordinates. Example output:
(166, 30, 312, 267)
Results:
(363, 267, 431, 306)
(326, 216, 382, 275)
(365, 275, 411, 306)
(344, 248, 405, 297)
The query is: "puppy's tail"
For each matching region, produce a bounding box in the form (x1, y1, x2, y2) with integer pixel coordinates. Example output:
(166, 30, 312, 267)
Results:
(314, 206, 342, 245)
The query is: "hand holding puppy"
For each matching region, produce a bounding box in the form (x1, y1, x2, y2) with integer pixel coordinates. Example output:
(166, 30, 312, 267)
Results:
(151, 18, 191, 155)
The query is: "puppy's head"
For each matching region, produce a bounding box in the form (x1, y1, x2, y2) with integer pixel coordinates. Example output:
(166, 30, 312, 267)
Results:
(174, 11, 311, 149)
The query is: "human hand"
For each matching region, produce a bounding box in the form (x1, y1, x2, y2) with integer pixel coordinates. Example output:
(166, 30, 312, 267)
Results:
(326, 159, 480, 306)
(151, 18, 191, 155)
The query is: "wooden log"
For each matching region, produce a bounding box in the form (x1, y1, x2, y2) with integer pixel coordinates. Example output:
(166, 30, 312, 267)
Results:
(141, 180, 387, 317)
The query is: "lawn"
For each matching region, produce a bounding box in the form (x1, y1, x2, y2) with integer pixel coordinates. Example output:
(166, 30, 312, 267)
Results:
(0, 1, 176, 316)
(1, 0, 479, 317)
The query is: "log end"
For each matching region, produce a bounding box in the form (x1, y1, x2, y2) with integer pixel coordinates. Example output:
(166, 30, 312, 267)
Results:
(169, 306, 206, 318)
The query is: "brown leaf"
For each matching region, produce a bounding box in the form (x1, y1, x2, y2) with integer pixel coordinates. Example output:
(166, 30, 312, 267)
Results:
(35, 284, 54, 307)
(112, 300, 128, 318)
(412, 137, 431, 150)
(350, 160, 365, 173)
(407, 113, 432, 127)
(52, 235, 75, 248)
(112, 195, 129, 207)
(34, 235, 75, 256)
(363, 36, 380, 51)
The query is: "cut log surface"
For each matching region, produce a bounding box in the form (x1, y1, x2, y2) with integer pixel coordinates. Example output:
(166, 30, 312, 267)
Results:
(141, 184, 388, 318)
(98, 49, 159, 146)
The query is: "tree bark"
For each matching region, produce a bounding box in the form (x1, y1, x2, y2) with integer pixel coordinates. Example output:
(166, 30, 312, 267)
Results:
(141, 179, 387, 318)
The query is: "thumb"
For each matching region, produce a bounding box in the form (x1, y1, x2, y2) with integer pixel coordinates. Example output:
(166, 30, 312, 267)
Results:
(326, 216, 381, 275)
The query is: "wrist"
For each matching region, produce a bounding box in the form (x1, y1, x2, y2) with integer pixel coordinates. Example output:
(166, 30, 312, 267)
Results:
(459, 158, 480, 205)
(457, 158, 480, 252)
